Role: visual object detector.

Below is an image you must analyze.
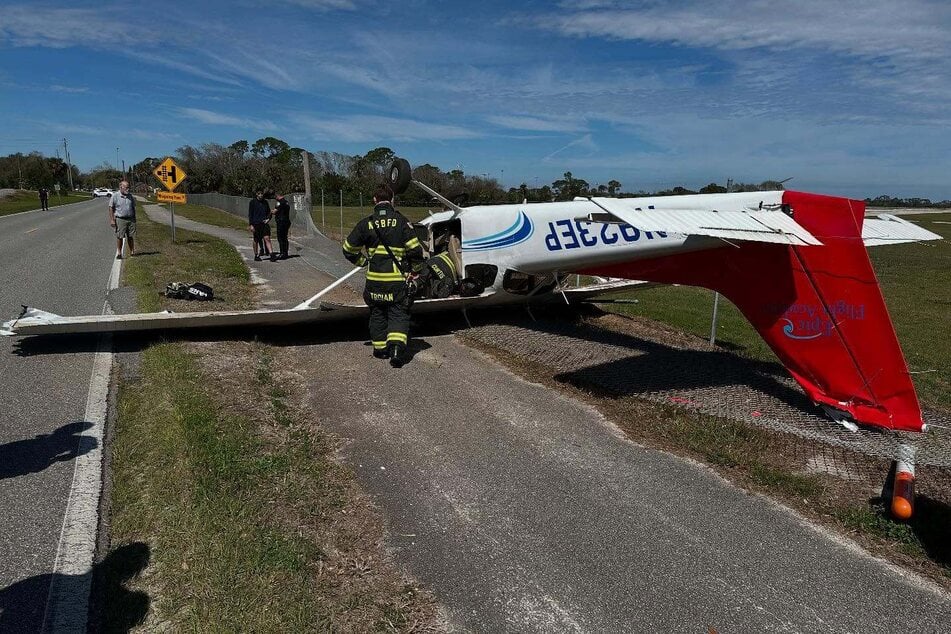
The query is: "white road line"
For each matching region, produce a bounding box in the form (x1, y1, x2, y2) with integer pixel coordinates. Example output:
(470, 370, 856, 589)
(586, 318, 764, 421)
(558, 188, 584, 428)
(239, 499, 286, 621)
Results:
(42, 255, 121, 633)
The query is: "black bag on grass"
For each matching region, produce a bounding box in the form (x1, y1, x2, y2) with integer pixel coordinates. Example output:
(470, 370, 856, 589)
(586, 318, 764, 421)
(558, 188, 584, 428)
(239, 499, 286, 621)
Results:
(187, 283, 214, 301)
(165, 282, 214, 301)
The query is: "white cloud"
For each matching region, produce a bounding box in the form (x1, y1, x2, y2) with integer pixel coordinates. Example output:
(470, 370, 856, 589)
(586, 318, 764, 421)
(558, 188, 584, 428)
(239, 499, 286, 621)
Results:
(0, 5, 159, 48)
(126, 129, 184, 141)
(49, 85, 89, 93)
(533, 1, 951, 100)
(179, 107, 278, 131)
(540, 1, 948, 60)
(273, 0, 358, 9)
(487, 114, 588, 133)
(542, 134, 599, 162)
(290, 114, 481, 142)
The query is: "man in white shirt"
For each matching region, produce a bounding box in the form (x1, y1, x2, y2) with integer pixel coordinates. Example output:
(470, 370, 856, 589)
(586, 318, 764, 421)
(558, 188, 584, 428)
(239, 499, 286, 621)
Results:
(108, 180, 136, 259)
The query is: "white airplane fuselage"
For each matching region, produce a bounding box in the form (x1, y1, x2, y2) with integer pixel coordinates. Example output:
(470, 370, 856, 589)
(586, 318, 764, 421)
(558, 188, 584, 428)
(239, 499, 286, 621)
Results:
(418, 198, 728, 294)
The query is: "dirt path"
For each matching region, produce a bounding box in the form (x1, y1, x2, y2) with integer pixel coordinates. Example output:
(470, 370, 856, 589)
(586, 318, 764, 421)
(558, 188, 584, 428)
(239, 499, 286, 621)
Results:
(144, 203, 363, 307)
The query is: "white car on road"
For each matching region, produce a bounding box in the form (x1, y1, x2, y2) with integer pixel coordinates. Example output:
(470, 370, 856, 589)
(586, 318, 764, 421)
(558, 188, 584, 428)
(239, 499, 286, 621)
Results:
(93, 187, 113, 197)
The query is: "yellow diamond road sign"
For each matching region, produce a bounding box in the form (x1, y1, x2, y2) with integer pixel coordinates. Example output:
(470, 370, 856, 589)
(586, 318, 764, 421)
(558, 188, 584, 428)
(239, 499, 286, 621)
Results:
(153, 157, 187, 191)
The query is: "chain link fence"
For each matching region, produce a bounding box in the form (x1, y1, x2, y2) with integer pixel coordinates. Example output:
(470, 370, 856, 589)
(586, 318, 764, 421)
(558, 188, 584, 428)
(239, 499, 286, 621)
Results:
(186, 192, 320, 238)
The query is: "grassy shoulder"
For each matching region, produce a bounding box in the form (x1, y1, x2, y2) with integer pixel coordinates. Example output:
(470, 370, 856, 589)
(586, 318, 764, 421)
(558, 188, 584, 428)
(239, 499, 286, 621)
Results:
(155, 201, 249, 230)
(599, 213, 951, 409)
(0, 190, 92, 216)
(122, 212, 253, 312)
(103, 213, 439, 630)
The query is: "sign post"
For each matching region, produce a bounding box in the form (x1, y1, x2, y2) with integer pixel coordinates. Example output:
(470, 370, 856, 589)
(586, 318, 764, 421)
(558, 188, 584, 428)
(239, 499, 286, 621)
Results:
(152, 157, 187, 243)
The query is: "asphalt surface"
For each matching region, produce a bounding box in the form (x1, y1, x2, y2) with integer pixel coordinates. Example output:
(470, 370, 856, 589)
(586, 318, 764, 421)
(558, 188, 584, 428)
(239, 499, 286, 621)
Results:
(0, 197, 117, 632)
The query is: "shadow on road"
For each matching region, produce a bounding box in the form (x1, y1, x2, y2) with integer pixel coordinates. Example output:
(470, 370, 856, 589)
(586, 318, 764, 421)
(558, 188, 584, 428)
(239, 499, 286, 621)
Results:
(0, 542, 149, 634)
(0, 421, 96, 480)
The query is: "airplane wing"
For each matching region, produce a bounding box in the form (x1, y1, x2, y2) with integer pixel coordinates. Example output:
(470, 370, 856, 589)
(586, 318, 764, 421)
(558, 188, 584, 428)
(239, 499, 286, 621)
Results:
(586, 193, 822, 246)
(0, 304, 363, 337)
(861, 214, 944, 247)
(561, 278, 659, 299)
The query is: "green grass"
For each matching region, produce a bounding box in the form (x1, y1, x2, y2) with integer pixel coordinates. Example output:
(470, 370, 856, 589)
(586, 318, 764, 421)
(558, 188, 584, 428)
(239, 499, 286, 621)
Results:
(122, 212, 252, 312)
(0, 190, 92, 216)
(868, 213, 951, 406)
(600, 212, 951, 409)
(103, 214, 437, 630)
(108, 344, 335, 630)
(157, 201, 249, 230)
(836, 506, 929, 561)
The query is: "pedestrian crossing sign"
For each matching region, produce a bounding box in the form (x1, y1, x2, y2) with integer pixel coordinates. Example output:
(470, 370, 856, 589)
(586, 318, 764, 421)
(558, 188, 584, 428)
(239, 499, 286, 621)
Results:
(153, 157, 187, 191)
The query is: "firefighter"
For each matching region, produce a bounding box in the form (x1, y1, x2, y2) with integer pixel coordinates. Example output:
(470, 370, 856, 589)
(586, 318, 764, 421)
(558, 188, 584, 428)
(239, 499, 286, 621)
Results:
(342, 184, 424, 367)
(420, 250, 458, 298)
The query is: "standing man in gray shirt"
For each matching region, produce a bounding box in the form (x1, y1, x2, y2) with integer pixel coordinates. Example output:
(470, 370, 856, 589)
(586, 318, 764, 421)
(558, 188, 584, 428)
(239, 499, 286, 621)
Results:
(109, 180, 136, 259)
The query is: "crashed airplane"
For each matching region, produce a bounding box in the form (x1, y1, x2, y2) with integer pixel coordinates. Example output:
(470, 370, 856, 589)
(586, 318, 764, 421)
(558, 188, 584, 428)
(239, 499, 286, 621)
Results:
(4, 158, 942, 440)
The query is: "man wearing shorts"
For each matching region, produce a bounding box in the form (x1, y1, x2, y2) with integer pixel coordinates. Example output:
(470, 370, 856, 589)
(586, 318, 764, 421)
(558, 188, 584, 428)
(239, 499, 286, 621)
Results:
(248, 190, 275, 262)
(109, 180, 136, 259)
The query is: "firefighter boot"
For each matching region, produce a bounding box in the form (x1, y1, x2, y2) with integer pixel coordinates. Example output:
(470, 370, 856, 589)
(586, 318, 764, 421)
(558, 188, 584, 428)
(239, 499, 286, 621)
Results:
(389, 343, 406, 368)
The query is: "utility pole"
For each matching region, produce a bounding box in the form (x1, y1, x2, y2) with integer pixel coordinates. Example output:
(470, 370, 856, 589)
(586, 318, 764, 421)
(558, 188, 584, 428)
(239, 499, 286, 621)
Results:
(301, 150, 311, 228)
(63, 138, 74, 191)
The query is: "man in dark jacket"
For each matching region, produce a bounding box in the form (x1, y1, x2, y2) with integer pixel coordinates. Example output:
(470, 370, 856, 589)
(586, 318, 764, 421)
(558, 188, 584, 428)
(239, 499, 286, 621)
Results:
(273, 193, 291, 260)
(342, 184, 424, 367)
(248, 190, 275, 261)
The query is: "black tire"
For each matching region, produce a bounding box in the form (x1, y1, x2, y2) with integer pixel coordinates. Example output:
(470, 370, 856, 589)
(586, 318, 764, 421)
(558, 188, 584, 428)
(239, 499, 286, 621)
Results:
(387, 158, 412, 195)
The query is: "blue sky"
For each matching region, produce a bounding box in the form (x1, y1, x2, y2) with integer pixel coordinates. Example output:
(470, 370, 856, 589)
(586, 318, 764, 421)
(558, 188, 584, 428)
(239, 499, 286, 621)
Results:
(2, 0, 949, 199)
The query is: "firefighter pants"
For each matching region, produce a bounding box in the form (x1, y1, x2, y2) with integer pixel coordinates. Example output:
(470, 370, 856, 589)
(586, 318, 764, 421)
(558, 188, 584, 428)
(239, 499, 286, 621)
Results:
(367, 297, 411, 354)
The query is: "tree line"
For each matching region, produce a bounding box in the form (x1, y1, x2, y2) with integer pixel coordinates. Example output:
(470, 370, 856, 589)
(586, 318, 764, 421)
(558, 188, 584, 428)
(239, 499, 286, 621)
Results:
(138, 139, 800, 206)
(3, 140, 949, 208)
(0, 152, 79, 191)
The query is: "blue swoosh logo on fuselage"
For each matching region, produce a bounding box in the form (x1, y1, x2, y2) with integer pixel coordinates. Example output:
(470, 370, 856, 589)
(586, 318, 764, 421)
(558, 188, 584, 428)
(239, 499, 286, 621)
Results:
(463, 212, 534, 251)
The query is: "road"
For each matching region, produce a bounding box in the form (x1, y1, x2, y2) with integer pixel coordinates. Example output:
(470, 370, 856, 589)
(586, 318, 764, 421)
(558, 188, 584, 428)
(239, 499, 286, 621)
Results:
(0, 197, 116, 632)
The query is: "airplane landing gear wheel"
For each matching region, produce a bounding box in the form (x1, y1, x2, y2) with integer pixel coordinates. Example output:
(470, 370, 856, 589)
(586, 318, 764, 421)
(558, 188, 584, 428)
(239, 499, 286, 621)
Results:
(387, 158, 412, 195)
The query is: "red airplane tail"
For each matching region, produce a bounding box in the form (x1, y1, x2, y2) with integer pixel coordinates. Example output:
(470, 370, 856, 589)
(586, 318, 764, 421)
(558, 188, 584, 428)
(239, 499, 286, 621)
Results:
(584, 191, 923, 432)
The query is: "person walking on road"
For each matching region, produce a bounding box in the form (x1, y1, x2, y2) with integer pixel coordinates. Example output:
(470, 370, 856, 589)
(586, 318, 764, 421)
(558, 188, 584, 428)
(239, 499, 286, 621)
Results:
(108, 180, 136, 259)
(342, 184, 423, 367)
(39, 188, 49, 211)
(273, 193, 291, 260)
(248, 190, 275, 262)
